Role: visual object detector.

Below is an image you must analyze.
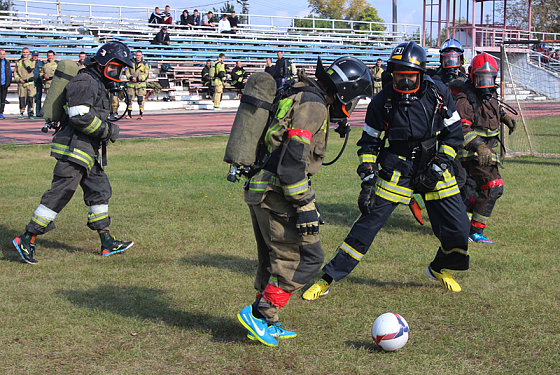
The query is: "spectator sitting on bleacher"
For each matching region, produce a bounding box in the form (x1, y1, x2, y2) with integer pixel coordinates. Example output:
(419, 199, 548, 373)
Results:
(228, 11, 239, 33)
(218, 14, 234, 34)
(201, 59, 215, 99)
(551, 49, 560, 61)
(152, 26, 171, 45)
(264, 57, 276, 77)
(190, 9, 201, 28)
(0, 48, 12, 120)
(202, 11, 215, 28)
(149, 7, 164, 26)
(230, 60, 248, 99)
(163, 5, 173, 25)
(179, 10, 192, 29)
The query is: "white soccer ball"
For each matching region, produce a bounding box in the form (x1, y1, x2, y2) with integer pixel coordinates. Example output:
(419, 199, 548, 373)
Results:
(371, 312, 410, 351)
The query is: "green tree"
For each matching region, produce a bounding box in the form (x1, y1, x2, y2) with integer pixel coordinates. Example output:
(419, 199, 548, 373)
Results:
(293, 14, 350, 32)
(1, 0, 10, 11)
(354, 6, 385, 32)
(498, 0, 560, 34)
(308, 0, 371, 21)
(212, 2, 235, 19)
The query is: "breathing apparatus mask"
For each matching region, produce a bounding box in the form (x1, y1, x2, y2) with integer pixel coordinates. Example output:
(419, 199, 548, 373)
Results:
(329, 98, 359, 123)
(393, 67, 421, 108)
(101, 62, 126, 93)
(474, 73, 496, 102)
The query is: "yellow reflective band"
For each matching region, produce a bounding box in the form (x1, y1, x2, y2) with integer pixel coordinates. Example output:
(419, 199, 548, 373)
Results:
(83, 117, 102, 135)
(248, 179, 269, 192)
(88, 212, 109, 223)
(340, 242, 364, 261)
(441, 247, 469, 256)
(282, 179, 309, 196)
(359, 154, 377, 164)
(31, 215, 50, 227)
(473, 212, 490, 223)
(51, 143, 94, 169)
(439, 145, 457, 158)
(392, 55, 402, 60)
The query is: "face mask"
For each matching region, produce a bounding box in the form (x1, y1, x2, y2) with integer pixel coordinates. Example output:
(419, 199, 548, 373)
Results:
(329, 99, 358, 123)
(393, 71, 420, 94)
(103, 62, 124, 83)
(474, 73, 495, 89)
(441, 52, 461, 69)
(399, 93, 416, 108)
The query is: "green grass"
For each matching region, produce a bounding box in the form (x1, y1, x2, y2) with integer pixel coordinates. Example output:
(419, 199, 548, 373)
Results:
(1, 133, 559, 374)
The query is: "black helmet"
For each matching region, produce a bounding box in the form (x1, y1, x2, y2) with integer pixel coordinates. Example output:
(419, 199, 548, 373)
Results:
(315, 56, 373, 104)
(387, 41, 427, 94)
(387, 41, 427, 73)
(440, 38, 464, 68)
(92, 41, 133, 68)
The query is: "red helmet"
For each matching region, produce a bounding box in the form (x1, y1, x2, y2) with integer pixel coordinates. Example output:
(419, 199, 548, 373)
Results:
(470, 53, 498, 89)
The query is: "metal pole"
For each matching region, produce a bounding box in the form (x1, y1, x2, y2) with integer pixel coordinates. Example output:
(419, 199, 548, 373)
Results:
(393, 0, 397, 38)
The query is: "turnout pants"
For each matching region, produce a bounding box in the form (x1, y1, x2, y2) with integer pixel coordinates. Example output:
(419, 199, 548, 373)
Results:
(26, 159, 112, 235)
(127, 86, 147, 113)
(461, 160, 503, 234)
(323, 193, 470, 282)
(18, 83, 36, 114)
(249, 192, 324, 324)
(213, 81, 224, 108)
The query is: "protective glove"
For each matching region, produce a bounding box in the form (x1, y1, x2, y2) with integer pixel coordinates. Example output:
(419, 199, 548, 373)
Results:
(103, 121, 120, 143)
(501, 113, 516, 135)
(357, 162, 378, 183)
(296, 201, 320, 236)
(358, 181, 376, 216)
(476, 142, 493, 167)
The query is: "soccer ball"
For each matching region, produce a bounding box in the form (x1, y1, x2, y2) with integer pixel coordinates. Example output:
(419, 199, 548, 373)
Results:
(371, 312, 410, 351)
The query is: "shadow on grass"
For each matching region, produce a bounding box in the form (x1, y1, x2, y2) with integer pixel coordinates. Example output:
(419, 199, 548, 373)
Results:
(180, 254, 256, 276)
(56, 285, 245, 343)
(0, 225, 85, 263)
(345, 340, 383, 353)
(345, 276, 425, 289)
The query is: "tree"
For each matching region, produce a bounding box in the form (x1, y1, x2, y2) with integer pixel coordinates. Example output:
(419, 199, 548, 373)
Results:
(354, 6, 385, 32)
(293, 14, 351, 32)
(498, 0, 560, 34)
(212, 2, 235, 18)
(308, 0, 370, 21)
(1, 0, 10, 11)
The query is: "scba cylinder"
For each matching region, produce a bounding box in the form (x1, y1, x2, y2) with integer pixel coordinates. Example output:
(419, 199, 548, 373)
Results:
(40, 59, 80, 123)
(223, 72, 277, 168)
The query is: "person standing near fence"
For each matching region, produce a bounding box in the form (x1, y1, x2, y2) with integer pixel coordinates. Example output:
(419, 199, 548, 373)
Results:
(273, 51, 288, 89)
(212, 53, 226, 110)
(0, 49, 12, 120)
(14, 47, 36, 120)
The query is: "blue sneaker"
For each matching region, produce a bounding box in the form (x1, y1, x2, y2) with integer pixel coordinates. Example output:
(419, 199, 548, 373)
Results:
(237, 305, 278, 347)
(18, 114, 24, 120)
(0, 113, 5, 119)
(469, 233, 495, 243)
(247, 322, 297, 340)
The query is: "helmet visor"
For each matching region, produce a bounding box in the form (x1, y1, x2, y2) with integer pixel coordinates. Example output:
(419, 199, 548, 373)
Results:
(103, 62, 125, 83)
(441, 52, 461, 69)
(474, 73, 495, 89)
(393, 71, 421, 94)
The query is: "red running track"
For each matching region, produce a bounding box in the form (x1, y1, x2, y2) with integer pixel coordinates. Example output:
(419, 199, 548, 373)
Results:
(0, 108, 367, 145)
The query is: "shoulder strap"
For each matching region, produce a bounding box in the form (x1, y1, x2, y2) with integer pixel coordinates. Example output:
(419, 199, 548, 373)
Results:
(465, 86, 479, 128)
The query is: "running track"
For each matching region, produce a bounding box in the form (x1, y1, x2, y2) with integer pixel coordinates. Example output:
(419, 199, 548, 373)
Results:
(2, 101, 560, 145)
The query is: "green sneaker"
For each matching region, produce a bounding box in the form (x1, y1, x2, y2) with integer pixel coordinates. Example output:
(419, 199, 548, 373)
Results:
(302, 279, 330, 300)
(17, 114, 24, 120)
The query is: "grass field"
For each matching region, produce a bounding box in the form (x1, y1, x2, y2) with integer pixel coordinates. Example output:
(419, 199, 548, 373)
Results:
(1, 132, 559, 374)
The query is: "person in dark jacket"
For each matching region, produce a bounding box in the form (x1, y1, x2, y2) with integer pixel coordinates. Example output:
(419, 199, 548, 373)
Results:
(303, 42, 470, 299)
(148, 7, 164, 26)
(230, 60, 248, 98)
(0, 48, 12, 119)
(264, 57, 276, 77)
(31, 50, 44, 117)
(273, 51, 288, 89)
(12, 41, 135, 265)
(200, 59, 214, 99)
(151, 26, 171, 45)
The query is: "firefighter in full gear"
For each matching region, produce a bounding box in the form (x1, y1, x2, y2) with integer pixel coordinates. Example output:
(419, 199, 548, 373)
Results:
(454, 52, 516, 243)
(212, 53, 226, 110)
(201, 60, 214, 99)
(12, 41, 135, 264)
(40, 50, 58, 94)
(410, 38, 470, 225)
(230, 60, 248, 99)
(14, 47, 36, 119)
(109, 93, 120, 120)
(237, 56, 374, 347)
(125, 50, 149, 120)
(303, 41, 471, 300)
(371, 58, 384, 96)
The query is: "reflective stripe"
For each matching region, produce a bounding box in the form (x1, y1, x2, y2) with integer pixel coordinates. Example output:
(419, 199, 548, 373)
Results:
(474, 128, 500, 138)
(265, 122, 283, 152)
(359, 153, 377, 164)
(425, 171, 460, 200)
(51, 143, 94, 169)
(462, 132, 478, 148)
(68, 105, 90, 117)
(443, 110, 461, 127)
(89, 204, 108, 214)
(375, 171, 413, 204)
(472, 212, 490, 224)
(281, 179, 309, 196)
(363, 123, 382, 138)
(330, 64, 348, 81)
(441, 247, 469, 256)
(340, 242, 364, 261)
(439, 144, 457, 158)
(288, 128, 312, 144)
(88, 211, 109, 223)
(247, 179, 269, 192)
(34, 204, 58, 221)
(83, 116, 102, 135)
